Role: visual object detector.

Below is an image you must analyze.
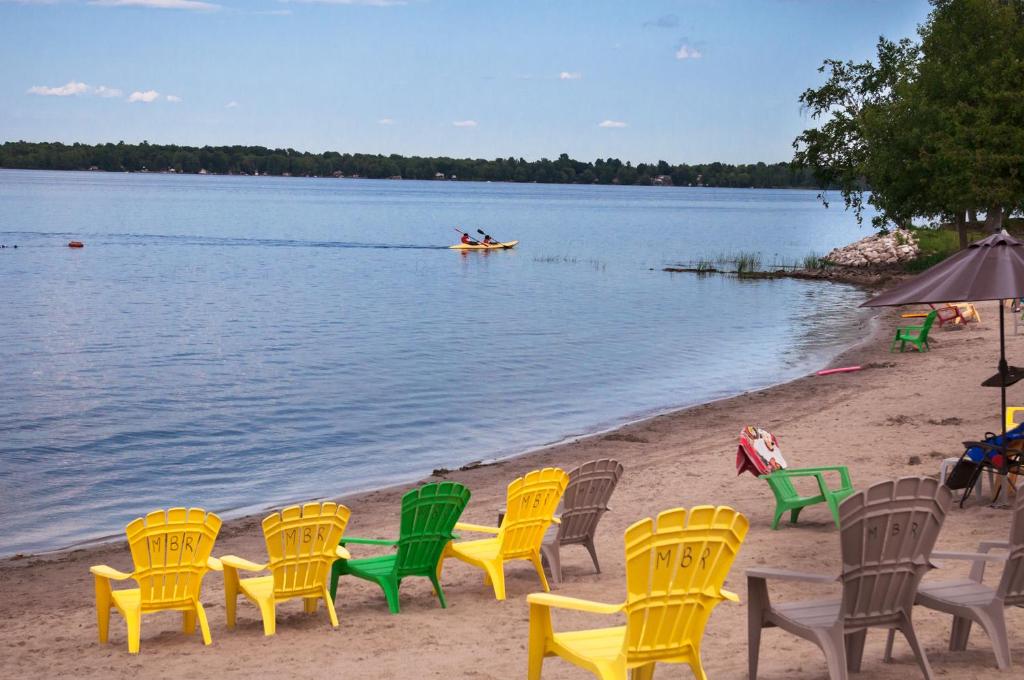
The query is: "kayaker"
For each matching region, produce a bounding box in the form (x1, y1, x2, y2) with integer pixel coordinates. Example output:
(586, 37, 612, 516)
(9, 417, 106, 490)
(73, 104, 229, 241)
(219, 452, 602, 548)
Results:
(481, 233, 495, 245)
(460, 232, 478, 245)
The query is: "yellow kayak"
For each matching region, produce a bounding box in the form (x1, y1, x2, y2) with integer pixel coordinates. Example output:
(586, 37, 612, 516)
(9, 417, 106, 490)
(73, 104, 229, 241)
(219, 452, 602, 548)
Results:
(448, 240, 519, 250)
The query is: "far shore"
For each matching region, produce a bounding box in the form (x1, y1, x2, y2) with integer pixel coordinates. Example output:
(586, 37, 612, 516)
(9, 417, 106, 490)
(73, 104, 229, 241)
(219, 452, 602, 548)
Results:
(2, 301, 1022, 679)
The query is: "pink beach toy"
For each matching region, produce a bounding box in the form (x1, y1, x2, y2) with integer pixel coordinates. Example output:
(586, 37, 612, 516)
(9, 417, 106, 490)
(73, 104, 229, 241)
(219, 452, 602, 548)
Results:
(816, 366, 862, 376)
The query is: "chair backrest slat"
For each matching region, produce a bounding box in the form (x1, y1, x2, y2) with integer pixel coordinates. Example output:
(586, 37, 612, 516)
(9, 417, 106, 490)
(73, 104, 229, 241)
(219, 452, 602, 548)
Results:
(126, 507, 221, 607)
(263, 502, 350, 598)
(558, 459, 623, 544)
(396, 481, 471, 576)
(838, 477, 950, 626)
(499, 468, 569, 558)
(622, 506, 748, 663)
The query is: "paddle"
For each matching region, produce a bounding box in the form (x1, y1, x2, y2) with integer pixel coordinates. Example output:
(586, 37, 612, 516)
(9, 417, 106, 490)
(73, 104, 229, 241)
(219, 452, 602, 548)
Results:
(453, 227, 480, 245)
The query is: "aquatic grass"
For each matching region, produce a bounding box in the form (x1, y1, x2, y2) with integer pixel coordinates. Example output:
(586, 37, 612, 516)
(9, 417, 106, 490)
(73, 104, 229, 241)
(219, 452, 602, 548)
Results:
(533, 254, 606, 271)
(734, 252, 762, 276)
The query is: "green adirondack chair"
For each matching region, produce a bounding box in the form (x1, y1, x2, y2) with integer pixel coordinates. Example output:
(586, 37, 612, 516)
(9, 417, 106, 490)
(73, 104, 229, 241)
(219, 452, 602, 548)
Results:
(329, 481, 470, 613)
(891, 309, 937, 352)
(762, 467, 854, 529)
(736, 427, 854, 530)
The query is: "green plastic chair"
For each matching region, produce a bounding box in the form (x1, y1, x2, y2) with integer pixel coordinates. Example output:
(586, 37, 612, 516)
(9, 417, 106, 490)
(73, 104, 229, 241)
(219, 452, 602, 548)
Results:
(329, 481, 470, 613)
(763, 467, 854, 529)
(736, 427, 855, 530)
(891, 309, 937, 352)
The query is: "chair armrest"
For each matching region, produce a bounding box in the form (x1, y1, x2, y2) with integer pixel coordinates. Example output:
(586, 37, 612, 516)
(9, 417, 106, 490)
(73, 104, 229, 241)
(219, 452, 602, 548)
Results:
(90, 564, 133, 580)
(220, 555, 269, 572)
(207, 557, 223, 571)
(551, 516, 561, 525)
(978, 541, 1010, 553)
(746, 567, 837, 584)
(720, 588, 740, 603)
(527, 592, 625, 614)
(339, 537, 399, 546)
(932, 550, 1008, 562)
(335, 546, 351, 560)
(454, 522, 501, 534)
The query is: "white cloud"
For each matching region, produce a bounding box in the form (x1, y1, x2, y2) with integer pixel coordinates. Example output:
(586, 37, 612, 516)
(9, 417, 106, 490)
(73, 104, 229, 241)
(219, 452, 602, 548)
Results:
(452, 120, 477, 128)
(165, 94, 182, 102)
(378, 117, 395, 125)
(27, 81, 90, 96)
(89, 0, 220, 10)
(225, 100, 239, 108)
(598, 120, 627, 128)
(559, 71, 581, 80)
(94, 85, 123, 98)
(127, 89, 160, 103)
(675, 44, 703, 60)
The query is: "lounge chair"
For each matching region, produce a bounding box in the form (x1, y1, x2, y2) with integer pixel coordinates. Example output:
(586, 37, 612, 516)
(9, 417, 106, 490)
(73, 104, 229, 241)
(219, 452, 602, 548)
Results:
(90, 507, 223, 654)
(329, 481, 470, 613)
(438, 467, 568, 600)
(736, 426, 854, 529)
(891, 309, 937, 352)
(540, 459, 623, 584)
(884, 488, 1024, 670)
(747, 477, 952, 680)
(944, 425, 1024, 507)
(221, 502, 351, 635)
(527, 505, 748, 679)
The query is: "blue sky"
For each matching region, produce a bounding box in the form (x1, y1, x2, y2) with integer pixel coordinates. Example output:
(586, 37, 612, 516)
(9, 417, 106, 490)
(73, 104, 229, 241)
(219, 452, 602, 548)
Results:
(1, 0, 931, 164)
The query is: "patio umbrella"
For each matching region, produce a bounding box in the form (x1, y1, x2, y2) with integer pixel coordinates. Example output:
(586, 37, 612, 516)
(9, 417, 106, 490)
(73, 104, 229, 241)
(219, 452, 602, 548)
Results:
(861, 230, 1024, 441)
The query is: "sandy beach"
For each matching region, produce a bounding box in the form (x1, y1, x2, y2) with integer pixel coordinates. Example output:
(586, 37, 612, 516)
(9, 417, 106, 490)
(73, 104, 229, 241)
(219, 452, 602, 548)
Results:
(2, 299, 1021, 680)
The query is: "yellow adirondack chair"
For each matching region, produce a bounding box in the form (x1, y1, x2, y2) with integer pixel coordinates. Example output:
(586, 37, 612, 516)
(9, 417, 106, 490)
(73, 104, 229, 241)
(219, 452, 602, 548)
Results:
(89, 507, 223, 654)
(221, 502, 351, 636)
(438, 467, 569, 600)
(527, 506, 749, 680)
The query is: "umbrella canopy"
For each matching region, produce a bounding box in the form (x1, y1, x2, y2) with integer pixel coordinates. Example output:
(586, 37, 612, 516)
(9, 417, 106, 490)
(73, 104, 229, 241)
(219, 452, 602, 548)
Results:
(861, 231, 1024, 307)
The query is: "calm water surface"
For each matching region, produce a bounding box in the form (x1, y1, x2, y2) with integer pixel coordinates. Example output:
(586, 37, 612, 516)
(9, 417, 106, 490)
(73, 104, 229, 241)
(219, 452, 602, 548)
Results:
(0, 170, 873, 555)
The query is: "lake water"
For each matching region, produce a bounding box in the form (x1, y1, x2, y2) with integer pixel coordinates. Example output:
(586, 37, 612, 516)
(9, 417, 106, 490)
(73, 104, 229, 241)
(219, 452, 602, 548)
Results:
(0, 170, 873, 556)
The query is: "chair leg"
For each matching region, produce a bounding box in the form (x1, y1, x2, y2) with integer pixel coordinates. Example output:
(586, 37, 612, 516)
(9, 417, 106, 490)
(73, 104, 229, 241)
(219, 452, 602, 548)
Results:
(531, 554, 551, 593)
(971, 603, 1011, 670)
(884, 628, 896, 663)
(814, 625, 848, 680)
(747, 577, 768, 680)
(541, 542, 561, 585)
(900, 619, 935, 680)
(182, 609, 197, 635)
(93, 576, 112, 644)
(194, 601, 212, 646)
(381, 577, 401, 614)
(329, 563, 342, 601)
(527, 602, 551, 680)
(845, 630, 867, 673)
(631, 662, 657, 680)
(257, 597, 277, 636)
(949, 615, 972, 651)
(303, 597, 318, 614)
(771, 507, 784, 530)
(223, 566, 239, 629)
(584, 537, 601, 574)
(322, 587, 339, 628)
(484, 561, 507, 600)
(789, 506, 803, 525)
(124, 605, 142, 655)
(429, 573, 447, 609)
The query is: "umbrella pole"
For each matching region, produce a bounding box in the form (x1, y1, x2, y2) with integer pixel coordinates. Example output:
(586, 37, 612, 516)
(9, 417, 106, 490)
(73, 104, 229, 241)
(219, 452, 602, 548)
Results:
(1001, 301, 1008, 441)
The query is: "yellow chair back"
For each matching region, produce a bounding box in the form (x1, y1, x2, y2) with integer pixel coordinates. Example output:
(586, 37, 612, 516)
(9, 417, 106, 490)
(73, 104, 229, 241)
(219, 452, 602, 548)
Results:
(126, 507, 222, 610)
(262, 502, 350, 598)
(499, 468, 569, 559)
(622, 506, 748, 663)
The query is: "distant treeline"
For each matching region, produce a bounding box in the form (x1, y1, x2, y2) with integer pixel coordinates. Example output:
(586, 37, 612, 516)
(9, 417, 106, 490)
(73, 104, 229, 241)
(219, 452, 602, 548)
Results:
(0, 141, 820, 189)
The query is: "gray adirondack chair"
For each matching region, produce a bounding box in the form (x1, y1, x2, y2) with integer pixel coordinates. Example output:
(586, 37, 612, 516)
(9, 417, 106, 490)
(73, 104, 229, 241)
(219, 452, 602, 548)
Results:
(541, 459, 623, 584)
(884, 487, 1024, 670)
(748, 477, 952, 680)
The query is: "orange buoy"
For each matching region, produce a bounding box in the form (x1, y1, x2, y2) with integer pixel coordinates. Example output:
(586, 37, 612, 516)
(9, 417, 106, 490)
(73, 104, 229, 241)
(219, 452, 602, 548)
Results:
(68, 241, 84, 248)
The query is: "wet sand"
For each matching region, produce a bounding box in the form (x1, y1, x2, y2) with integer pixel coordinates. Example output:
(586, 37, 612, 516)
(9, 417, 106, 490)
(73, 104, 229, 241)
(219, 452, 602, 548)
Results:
(2, 300, 1021, 679)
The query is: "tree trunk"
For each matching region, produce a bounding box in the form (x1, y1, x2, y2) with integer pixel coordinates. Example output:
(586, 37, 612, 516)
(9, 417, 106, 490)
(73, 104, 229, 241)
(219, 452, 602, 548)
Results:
(955, 211, 969, 250)
(984, 205, 1004, 233)
(969, 209, 978, 225)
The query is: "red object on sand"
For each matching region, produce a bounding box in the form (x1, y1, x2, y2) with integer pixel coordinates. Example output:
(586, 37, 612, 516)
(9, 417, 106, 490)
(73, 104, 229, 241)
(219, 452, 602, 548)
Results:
(816, 366, 862, 376)
(68, 241, 84, 248)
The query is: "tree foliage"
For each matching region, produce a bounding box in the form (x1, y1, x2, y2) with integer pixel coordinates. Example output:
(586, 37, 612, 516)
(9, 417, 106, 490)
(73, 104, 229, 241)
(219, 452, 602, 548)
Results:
(794, 0, 1024, 238)
(0, 140, 821, 190)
